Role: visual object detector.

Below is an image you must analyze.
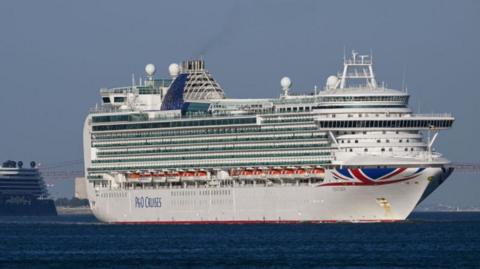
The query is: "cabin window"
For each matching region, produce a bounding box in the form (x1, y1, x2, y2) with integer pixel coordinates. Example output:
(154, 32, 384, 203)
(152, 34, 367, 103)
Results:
(102, 97, 110, 103)
(114, 97, 125, 103)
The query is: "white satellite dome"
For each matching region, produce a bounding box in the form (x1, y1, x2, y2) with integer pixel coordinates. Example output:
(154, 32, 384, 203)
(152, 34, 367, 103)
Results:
(280, 76, 292, 89)
(145, 64, 156, 76)
(326, 75, 339, 89)
(168, 63, 180, 77)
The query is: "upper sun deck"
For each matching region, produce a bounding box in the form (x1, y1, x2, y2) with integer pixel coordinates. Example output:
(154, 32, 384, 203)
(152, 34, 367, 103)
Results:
(321, 87, 406, 96)
(89, 51, 416, 119)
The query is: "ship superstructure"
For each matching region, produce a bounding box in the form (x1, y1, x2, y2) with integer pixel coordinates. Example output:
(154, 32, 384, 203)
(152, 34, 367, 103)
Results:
(83, 51, 454, 223)
(0, 160, 57, 216)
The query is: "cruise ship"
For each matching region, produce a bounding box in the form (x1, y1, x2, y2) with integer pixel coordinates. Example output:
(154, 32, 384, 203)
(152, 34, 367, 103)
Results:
(83, 51, 454, 223)
(0, 160, 57, 216)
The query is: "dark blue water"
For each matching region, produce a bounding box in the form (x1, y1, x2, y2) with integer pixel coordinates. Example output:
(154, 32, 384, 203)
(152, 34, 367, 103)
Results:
(1, 212, 479, 269)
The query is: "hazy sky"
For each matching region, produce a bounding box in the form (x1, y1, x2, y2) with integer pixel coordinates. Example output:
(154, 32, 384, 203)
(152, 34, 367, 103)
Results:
(0, 0, 478, 205)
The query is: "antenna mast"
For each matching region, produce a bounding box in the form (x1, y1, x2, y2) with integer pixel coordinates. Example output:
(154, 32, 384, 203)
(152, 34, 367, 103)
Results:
(339, 50, 377, 89)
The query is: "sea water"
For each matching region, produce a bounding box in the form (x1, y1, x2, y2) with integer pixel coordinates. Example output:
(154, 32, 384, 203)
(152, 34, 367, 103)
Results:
(0, 212, 479, 269)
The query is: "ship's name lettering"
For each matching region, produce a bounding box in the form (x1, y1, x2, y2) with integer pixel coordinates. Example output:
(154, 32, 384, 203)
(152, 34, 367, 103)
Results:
(134, 196, 162, 208)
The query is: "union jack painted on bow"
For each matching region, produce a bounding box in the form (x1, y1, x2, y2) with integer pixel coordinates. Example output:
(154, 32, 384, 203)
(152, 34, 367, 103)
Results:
(329, 167, 425, 185)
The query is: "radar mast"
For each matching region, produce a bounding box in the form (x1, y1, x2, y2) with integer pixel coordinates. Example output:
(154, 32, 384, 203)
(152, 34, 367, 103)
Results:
(338, 50, 378, 89)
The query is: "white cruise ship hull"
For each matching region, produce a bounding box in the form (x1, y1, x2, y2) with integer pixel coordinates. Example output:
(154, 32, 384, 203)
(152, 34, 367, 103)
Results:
(86, 167, 450, 223)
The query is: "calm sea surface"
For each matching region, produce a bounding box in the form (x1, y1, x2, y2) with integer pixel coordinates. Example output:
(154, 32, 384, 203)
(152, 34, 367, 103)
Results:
(0, 212, 479, 269)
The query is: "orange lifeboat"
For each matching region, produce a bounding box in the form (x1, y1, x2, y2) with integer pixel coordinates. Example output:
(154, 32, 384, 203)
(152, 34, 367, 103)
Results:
(241, 170, 254, 176)
(196, 171, 208, 177)
(253, 169, 263, 176)
(294, 168, 306, 175)
(152, 171, 166, 182)
(152, 172, 165, 177)
(183, 171, 195, 177)
(127, 172, 141, 180)
(269, 168, 281, 176)
(229, 169, 240, 177)
(166, 171, 180, 177)
(311, 167, 325, 178)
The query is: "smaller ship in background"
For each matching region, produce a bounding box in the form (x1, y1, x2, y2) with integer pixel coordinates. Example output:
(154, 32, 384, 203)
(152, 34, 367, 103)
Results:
(0, 160, 57, 216)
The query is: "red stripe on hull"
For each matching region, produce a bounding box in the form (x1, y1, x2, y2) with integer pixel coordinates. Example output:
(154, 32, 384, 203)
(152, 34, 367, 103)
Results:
(331, 172, 351, 181)
(112, 219, 401, 225)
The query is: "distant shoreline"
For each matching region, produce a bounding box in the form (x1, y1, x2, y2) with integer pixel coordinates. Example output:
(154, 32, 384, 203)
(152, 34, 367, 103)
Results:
(56, 207, 92, 215)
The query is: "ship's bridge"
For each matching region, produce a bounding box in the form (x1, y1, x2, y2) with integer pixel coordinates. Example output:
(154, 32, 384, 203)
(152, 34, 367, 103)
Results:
(315, 114, 454, 130)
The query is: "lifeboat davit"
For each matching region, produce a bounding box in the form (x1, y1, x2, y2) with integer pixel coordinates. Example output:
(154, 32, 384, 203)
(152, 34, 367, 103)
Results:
(152, 171, 166, 182)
